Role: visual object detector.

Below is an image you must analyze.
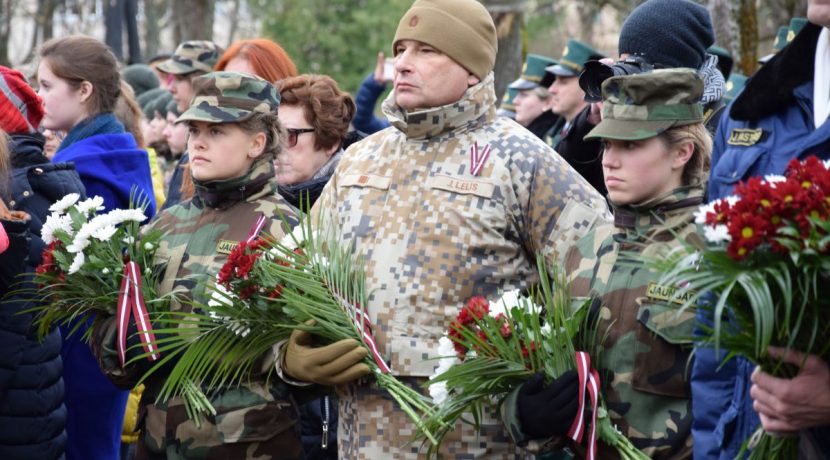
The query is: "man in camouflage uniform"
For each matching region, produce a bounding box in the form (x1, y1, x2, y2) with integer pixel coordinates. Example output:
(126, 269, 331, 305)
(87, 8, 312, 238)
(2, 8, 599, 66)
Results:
(504, 69, 710, 459)
(93, 72, 305, 460)
(280, 0, 609, 458)
(156, 40, 223, 210)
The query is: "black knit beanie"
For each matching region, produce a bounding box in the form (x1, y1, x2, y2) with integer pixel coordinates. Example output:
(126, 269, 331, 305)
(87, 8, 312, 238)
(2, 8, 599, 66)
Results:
(618, 0, 714, 69)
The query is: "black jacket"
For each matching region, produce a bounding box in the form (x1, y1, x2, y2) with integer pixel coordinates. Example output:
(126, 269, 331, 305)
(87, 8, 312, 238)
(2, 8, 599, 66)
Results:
(0, 133, 85, 460)
(554, 107, 607, 196)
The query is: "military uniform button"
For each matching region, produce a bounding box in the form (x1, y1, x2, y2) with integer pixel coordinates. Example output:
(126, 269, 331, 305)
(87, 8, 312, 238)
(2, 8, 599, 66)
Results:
(23, 191, 30, 197)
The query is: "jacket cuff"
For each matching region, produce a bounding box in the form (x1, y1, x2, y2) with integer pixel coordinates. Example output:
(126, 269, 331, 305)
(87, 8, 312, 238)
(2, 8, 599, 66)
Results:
(273, 339, 314, 387)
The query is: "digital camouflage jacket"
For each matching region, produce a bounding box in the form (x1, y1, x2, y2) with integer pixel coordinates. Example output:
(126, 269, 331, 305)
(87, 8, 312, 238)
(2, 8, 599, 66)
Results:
(505, 185, 705, 459)
(93, 160, 305, 460)
(312, 73, 609, 459)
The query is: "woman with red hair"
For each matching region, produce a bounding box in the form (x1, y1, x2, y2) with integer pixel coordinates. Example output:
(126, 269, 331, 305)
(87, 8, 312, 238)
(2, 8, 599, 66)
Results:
(215, 38, 298, 83)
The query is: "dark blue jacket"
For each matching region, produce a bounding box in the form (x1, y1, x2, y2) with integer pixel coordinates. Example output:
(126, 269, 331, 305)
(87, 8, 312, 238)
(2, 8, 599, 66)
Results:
(0, 133, 85, 460)
(51, 129, 156, 460)
(161, 152, 188, 211)
(352, 73, 390, 135)
(695, 23, 830, 460)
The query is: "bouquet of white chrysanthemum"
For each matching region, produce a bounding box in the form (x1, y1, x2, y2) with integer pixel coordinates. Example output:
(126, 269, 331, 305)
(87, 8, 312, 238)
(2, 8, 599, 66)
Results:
(28, 193, 167, 360)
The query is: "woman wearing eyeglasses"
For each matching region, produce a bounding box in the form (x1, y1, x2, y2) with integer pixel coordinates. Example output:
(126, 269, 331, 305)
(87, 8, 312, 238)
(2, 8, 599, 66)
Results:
(277, 75, 356, 210)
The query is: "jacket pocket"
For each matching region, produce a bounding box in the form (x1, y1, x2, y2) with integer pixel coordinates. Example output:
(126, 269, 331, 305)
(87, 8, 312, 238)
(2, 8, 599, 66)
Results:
(632, 300, 695, 398)
(213, 398, 297, 443)
(711, 145, 767, 194)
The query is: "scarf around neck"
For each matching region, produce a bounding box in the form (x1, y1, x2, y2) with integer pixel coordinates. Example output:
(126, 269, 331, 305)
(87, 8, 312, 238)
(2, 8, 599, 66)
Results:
(57, 113, 125, 152)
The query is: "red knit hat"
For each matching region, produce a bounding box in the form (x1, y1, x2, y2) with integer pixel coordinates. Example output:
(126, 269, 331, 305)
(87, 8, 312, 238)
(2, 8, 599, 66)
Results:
(0, 66, 44, 134)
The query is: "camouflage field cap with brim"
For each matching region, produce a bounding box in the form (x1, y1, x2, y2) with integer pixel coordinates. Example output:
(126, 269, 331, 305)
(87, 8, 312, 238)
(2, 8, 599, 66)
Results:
(509, 54, 558, 90)
(176, 71, 280, 124)
(157, 40, 222, 75)
(584, 68, 704, 141)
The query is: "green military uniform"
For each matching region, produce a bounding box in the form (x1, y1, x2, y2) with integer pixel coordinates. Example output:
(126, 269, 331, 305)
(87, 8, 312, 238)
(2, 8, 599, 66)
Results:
(93, 73, 304, 460)
(787, 17, 808, 44)
(774, 26, 789, 52)
(505, 69, 707, 459)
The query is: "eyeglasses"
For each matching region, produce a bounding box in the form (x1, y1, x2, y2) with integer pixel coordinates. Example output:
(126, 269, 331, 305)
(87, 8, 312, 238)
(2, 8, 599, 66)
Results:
(286, 128, 315, 147)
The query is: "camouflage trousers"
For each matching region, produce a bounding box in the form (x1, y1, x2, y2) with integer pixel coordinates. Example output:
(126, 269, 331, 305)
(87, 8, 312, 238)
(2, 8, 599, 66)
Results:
(338, 377, 530, 460)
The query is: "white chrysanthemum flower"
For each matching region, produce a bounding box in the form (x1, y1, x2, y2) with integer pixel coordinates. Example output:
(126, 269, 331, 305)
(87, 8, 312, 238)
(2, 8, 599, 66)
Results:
(68, 252, 85, 274)
(725, 195, 739, 206)
(102, 267, 110, 275)
(704, 224, 731, 244)
(694, 201, 718, 225)
(764, 175, 787, 187)
(824, 159, 830, 169)
(92, 225, 118, 241)
(76, 196, 105, 215)
(144, 242, 154, 250)
(66, 237, 90, 254)
(48, 193, 81, 213)
(41, 214, 74, 244)
(429, 381, 449, 405)
(208, 282, 236, 308)
(123, 236, 135, 245)
(279, 225, 306, 250)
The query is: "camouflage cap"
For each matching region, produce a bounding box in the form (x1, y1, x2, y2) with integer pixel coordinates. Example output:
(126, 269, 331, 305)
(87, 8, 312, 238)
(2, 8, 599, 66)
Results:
(176, 71, 280, 124)
(584, 68, 703, 141)
(509, 54, 558, 90)
(156, 40, 222, 75)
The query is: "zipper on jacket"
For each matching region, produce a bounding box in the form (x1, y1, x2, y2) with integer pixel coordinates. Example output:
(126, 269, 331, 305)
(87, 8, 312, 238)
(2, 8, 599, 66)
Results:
(321, 395, 330, 449)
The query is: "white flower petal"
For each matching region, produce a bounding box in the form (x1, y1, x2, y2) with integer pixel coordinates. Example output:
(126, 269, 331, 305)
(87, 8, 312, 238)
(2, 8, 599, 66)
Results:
(92, 225, 118, 241)
(68, 252, 85, 274)
(76, 196, 105, 214)
(704, 224, 731, 244)
(48, 193, 81, 213)
(428, 381, 449, 405)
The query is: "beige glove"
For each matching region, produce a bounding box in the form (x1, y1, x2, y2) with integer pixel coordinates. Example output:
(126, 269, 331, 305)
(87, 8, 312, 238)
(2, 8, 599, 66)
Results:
(282, 328, 371, 386)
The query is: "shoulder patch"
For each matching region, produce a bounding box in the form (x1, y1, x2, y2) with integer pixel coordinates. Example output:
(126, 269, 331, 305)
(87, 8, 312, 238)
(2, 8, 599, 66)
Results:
(727, 128, 767, 146)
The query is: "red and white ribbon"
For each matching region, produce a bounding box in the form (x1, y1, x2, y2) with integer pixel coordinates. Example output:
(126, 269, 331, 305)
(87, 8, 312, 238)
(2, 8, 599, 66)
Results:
(333, 292, 390, 373)
(246, 213, 267, 244)
(116, 261, 159, 367)
(470, 142, 490, 176)
(567, 351, 601, 460)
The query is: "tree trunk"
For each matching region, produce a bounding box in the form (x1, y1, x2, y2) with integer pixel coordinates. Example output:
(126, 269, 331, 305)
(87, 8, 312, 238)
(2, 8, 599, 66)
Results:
(708, 0, 738, 55)
(737, 0, 758, 76)
(143, 0, 168, 60)
(172, 0, 214, 44)
(491, 11, 524, 103)
(0, 0, 17, 66)
(226, 0, 241, 47)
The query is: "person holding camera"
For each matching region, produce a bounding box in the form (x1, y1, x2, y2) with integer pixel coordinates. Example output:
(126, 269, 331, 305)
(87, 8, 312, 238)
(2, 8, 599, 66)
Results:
(503, 68, 711, 460)
(544, 39, 607, 195)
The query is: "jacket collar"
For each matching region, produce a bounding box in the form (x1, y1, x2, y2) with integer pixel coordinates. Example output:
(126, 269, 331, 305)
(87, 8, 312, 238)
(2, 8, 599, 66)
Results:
(731, 23, 824, 121)
(193, 159, 277, 210)
(382, 73, 497, 140)
(613, 185, 705, 236)
(9, 133, 48, 169)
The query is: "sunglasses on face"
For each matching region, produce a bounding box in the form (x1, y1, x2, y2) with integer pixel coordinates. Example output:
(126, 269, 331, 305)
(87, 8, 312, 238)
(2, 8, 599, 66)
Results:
(286, 128, 315, 148)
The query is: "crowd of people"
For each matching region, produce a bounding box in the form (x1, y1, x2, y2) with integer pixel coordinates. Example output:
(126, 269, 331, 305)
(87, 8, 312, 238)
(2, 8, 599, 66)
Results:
(0, 0, 829, 459)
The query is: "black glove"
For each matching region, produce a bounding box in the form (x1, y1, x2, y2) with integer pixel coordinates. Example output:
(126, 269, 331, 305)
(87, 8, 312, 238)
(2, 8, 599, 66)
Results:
(517, 370, 580, 439)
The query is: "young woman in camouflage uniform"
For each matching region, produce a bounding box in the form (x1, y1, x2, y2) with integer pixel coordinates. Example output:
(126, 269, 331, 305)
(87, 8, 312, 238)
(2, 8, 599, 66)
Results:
(505, 69, 712, 459)
(92, 71, 305, 460)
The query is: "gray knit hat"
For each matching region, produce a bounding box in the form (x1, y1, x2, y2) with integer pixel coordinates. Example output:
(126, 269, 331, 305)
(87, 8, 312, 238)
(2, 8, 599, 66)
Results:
(618, 0, 714, 70)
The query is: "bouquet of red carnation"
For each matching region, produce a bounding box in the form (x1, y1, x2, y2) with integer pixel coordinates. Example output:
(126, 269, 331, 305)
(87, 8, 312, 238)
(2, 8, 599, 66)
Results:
(652, 156, 830, 459)
(151, 218, 440, 442)
(421, 257, 647, 459)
